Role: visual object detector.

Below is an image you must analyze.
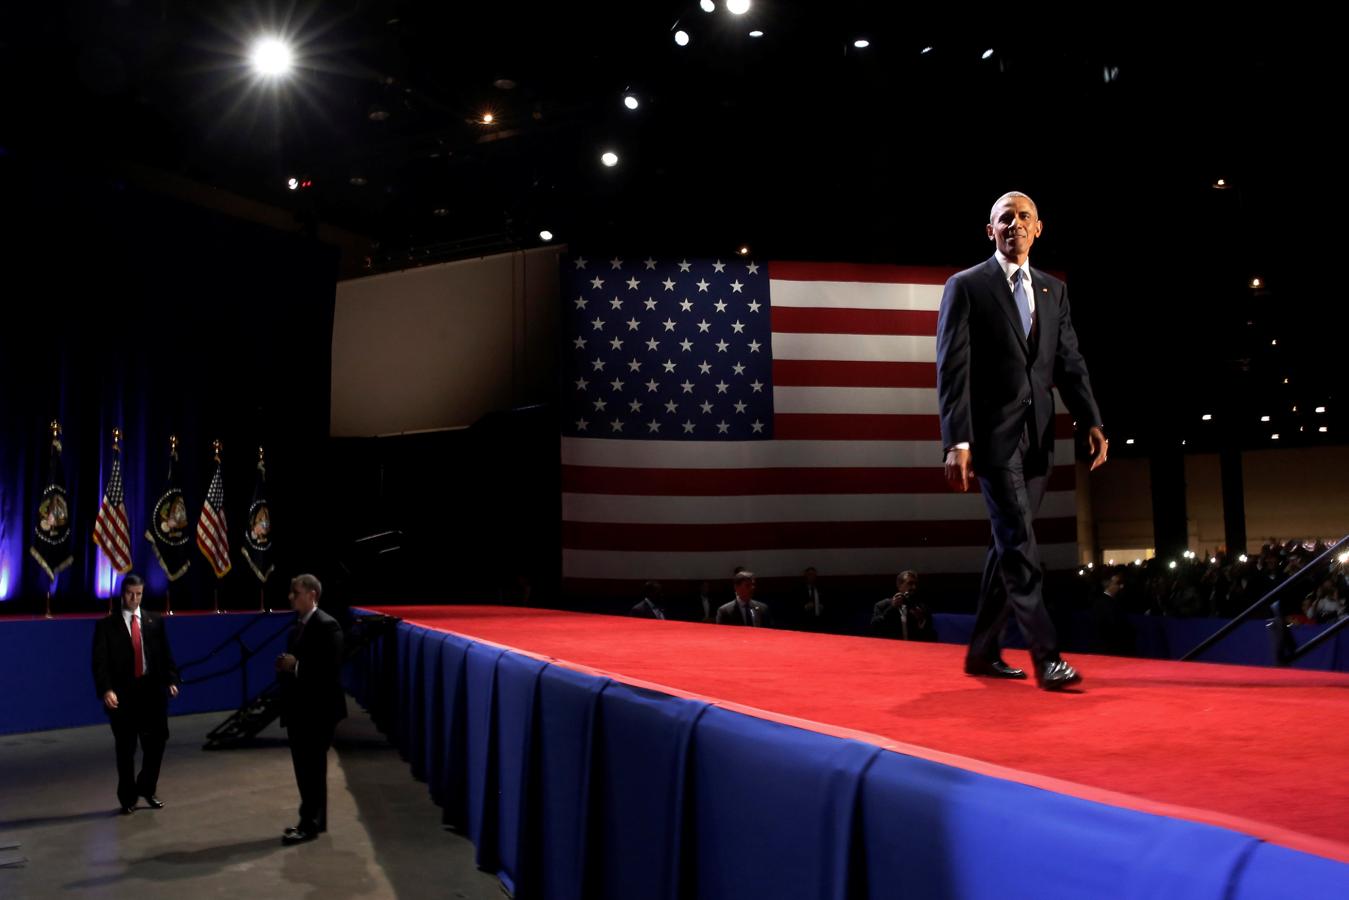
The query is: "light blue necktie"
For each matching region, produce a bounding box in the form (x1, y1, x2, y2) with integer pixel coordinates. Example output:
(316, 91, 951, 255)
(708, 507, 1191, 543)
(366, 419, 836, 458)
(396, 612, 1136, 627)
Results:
(1012, 268, 1032, 338)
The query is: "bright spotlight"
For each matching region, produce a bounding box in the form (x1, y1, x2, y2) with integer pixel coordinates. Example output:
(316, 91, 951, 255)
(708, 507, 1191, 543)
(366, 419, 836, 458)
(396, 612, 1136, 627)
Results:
(1338, 550, 1349, 565)
(854, 39, 870, 49)
(1168, 560, 1177, 569)
(749, 30, 764, 37)
(1201, 414, 1212, 421)
(727, 0, 751, 14)
(675, 30, 690, 46)
(251, 37, 294, 77)
(287, 177, 299, 191)
(624, 95, 639, 110)
(481, 112, 495, 124)
(700, 0, 716, 10)
(539, 230, 554, 242)
(981, 48, 995, 60)
(921, 46, 934, 54)
(601, 151, 619, 167)
(1238, 554, 1249, 563)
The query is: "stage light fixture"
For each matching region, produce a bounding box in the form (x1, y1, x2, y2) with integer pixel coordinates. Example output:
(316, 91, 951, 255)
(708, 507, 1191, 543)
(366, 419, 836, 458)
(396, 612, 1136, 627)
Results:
(1250, 277, 1262, 288)
(1316, 406, 1326, 413)
(1210, 557, 1217, 564)
(481, 112, 495, 124)
(601, 151, 619, 167)
(1239, 554, 1249, 563)
(675, 30, 690, 46)
(921, 46, 934, 54)
(1087, 563, 1094, 569)
(854, 39, 870, 49)
(624, 95, 639, 110)
(1168, 560, 1177, 569)
(1271, 433, 1280, 440)
(1201, 414, 1212, 421)
(1271, 339, 1277, 346)
(701, 0, 715, 11)
(349, 176, 367, 186)
(287, 177, 299, 191)
(250, 37, 293, 77)
(727, 0, 751, 14)
(1320, 426, 1329, 433)
(1339, 550, 1349, 564)
(432, 208, 449, 216)
(981, 48, 995, 60)
(749, 30, 764, 37)
(539, 230, 554, 241)
(737, 245, 750, 256)
(1125, 438, 1135, 445)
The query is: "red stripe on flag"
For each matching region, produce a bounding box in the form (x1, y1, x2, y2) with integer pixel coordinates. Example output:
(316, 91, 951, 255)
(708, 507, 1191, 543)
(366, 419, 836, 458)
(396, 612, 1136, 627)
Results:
(774, 414, 1076, 441)
(772, 359, 938, 388)
(562, 517, 1078, 551)
(774, 414, 939, 440)
(771, 306, 938, 336)
(768, 262, 956, 284)
(562, 464, 1076, 496)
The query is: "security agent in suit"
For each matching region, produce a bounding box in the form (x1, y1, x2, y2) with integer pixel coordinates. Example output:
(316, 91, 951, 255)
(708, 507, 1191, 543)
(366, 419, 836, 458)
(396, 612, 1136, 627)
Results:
(91, 573, 180, 814)
(274, 573, 347, 844)
(715, 570, 773, 627)
(936, 191, 1108, 690)
(629, 581, 669, 619)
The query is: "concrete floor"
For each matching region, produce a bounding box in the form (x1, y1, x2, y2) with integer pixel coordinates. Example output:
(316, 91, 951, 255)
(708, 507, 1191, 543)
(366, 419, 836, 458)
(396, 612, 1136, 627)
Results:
(0, 702, 505, 899)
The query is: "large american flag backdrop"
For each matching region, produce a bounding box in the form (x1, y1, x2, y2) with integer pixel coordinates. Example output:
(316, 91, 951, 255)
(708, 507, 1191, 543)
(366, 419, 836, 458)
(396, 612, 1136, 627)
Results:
(560, 256, 1078, 586)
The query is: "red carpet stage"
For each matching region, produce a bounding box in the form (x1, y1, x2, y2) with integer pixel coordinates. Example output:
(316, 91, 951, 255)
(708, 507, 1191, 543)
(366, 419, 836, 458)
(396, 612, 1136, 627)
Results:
(353, 604, 1349, 898)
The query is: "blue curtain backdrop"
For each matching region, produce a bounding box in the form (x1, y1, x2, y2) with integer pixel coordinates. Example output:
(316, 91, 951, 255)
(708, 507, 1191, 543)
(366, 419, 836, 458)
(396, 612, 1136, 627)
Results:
(0, 156, 337, 612)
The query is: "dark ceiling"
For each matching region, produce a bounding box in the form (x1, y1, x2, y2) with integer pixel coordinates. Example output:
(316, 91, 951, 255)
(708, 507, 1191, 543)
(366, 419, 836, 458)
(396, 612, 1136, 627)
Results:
(1, 2, 1339, 451)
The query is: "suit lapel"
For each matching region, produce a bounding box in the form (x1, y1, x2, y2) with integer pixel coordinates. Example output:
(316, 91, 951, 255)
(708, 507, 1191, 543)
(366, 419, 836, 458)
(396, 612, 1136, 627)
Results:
(982, 257, 1029, 357)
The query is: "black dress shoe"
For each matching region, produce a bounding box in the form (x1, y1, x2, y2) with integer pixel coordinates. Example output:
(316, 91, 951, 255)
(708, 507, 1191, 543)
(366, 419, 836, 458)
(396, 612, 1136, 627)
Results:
(964, 659, 1027, 679)
(119, 806, 135, 815)
(1038, 659, 1083, 691)
(143, 796, 165, 809)
(282, 827, 319, 845)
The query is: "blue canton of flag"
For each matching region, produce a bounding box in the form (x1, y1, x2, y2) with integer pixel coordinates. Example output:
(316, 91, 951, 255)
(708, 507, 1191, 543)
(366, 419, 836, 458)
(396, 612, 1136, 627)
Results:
(562, 256, 774, 440)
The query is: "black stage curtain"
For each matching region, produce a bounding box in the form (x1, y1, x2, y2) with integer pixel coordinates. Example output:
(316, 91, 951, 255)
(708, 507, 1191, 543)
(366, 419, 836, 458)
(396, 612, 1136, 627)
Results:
(0, 158, 337, 613)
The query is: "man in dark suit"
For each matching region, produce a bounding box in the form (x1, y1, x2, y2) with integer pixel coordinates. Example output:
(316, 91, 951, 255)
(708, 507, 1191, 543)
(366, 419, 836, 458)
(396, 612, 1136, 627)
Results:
(91, 573, 180, 814)
(629, 581, 668, 619)
(715, 570, 773, 627)
(274, 573, 347, 844)
(936, 191, 1108, 690)
(871, 570, 937, 641)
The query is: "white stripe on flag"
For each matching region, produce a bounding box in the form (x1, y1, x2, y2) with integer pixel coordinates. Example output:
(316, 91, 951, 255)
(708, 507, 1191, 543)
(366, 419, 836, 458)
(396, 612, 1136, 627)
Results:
(772, 386, 1071, 416)
(563, 490, 1076, 524)
(769, 280, 944, 311)
(771, 332, 937, 362)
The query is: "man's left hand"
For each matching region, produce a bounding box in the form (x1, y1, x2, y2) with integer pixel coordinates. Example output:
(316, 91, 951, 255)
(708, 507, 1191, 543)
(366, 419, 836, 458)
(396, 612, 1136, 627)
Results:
(1088, 426, 1109, 470)
(169, 685, 179, 698)
(275, 653, 297, 673)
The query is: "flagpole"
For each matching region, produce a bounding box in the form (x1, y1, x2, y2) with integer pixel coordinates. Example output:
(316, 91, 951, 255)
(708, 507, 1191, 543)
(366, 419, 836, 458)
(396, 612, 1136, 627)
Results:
(165, 585, 173, 617)
(44, 581, 53, 619)
(214, 585, 221, 614)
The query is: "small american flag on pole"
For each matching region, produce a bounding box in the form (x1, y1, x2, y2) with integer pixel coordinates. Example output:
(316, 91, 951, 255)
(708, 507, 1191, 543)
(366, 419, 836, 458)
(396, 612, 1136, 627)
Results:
(560, 257, 1078, 587)
(197, 442, 232, 578)
(92, 429, 133, 574)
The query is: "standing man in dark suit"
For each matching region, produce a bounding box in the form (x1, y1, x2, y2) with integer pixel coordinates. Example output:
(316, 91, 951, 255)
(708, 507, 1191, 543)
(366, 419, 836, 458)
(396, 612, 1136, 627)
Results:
(936, 191, 1108, 690)
(715, 570, 773, 627)
(91, 573, 180, 814)
(274, 573, 347, 844)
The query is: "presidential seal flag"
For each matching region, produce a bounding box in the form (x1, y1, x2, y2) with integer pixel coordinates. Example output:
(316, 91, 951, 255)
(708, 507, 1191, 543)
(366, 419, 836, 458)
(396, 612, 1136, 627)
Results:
(146, 435, 191, 581)
(196, 440, 231, 578)
(30, 420, 74, 581)
(242, 447, 273, 583)
(92, 428, 133, 574)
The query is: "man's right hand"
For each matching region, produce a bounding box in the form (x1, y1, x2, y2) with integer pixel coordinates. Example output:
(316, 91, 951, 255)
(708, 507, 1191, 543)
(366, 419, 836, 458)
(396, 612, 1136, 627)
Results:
(944, 448, 975, 492)
(102, 690, 118, 710)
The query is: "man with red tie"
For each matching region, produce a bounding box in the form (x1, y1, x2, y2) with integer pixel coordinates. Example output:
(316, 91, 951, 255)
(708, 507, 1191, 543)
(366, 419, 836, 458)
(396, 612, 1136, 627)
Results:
(91, 573, 180, 814)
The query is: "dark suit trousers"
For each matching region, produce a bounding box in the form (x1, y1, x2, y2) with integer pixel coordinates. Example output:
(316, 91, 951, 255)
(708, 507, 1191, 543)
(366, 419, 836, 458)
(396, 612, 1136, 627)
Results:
(107, 679, 169, 807)
(969, 426, 1059, 672)
(289, 720, 337, 831)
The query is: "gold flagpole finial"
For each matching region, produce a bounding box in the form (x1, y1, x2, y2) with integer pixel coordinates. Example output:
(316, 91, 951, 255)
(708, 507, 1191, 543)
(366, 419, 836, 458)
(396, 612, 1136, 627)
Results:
(170, 433, 179, 452)
(212, 439, 222, 462)
(258, 445, 265, 463)
(49, 420, 61, 439)
(112, 428, 122, 452)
